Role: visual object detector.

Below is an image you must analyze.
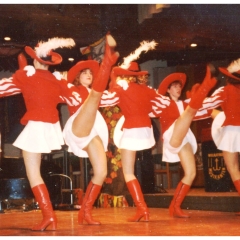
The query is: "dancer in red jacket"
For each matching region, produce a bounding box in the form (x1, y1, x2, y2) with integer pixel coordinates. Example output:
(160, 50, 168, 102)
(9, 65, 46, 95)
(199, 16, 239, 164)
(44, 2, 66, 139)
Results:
(206, 58, 240, 215)
(155, 70, 216, 218)
(63, 33, 119, 225)
(0, 37, 82, 231)
(104, 61, 158, 222)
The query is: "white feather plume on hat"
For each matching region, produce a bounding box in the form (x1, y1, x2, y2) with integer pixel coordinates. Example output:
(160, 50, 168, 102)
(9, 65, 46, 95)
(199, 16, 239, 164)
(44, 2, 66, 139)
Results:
(227, 58, 240, 73)
(120, 40, 157, 69)
(35, 37, 75, 58)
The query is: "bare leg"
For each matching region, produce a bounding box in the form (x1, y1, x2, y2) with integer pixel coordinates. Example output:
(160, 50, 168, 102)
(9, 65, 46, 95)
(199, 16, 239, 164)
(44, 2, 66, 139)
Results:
(223, 151, 240, 182)
(22, 150, 43, 188)
(120, 149, 136, 182)
(178, 143, 196, 185)
(170, 106, 196, 148)
(84, 135, 107, 185)
(72, 90, 101, 138)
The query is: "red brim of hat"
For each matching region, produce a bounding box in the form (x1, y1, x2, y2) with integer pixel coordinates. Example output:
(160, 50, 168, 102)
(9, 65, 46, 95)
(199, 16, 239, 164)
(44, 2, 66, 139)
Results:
(158, 72, 187, 95)
(112, 66, 148, 77)
(219, 67, 240, 81)
(109, 66, 149, 90)
(25, 46, 62, 65)
(67, 60, 99, 83)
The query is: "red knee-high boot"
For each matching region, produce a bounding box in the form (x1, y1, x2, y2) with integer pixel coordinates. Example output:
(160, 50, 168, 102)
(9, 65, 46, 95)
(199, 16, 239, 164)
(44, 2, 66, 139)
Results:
(78, 181, 102, 225)
(169, 181, 190, 218)
(31, 184, 57, 231)
(233, 179, 240, 216)
(189, 64, 217, 110)
(126, 179, 149, 222)
(91, 32, 119, 92)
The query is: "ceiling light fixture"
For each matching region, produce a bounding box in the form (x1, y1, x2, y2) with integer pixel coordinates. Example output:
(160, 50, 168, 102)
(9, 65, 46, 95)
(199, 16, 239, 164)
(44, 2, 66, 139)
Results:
(68, 57, 74, 62)
(4, 37, 11, 41)
(190, 43, 197, 47)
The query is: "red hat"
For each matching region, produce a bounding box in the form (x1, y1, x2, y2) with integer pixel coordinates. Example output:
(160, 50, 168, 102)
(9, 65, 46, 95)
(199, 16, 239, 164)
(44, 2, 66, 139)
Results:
(25, 37, 75, 66)
(112, 62, 148, 77)
(67, 60, 99, 83)
(110, 62, 148, 88)
(158, 72, 187, 95)
(25, 46, 62, 65)
(219, 59, 240, 81)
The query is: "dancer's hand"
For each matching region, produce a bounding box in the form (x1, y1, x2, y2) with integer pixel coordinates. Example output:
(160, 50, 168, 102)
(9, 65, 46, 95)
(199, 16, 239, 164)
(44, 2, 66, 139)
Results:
(186, 83, 200, 99)
(18, 53, 28, 70)
(208, 63, 219, 78)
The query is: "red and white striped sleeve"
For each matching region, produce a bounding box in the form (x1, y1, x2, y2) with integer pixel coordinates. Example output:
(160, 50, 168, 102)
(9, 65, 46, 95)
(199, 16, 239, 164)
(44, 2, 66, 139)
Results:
(99, 90, 120, 107)
(0, 77, 21, 97)
(149, 92, 170, 118)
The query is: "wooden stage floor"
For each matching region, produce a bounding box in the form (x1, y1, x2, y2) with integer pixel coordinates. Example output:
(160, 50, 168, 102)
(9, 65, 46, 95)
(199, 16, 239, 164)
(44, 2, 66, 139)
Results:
(0, 188, 240, 237)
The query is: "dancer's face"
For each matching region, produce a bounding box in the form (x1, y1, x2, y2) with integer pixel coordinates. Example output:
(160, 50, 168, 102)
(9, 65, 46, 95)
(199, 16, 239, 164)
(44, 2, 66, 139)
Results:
(167, 82, 182, 101)
(79, 68, 93, 87)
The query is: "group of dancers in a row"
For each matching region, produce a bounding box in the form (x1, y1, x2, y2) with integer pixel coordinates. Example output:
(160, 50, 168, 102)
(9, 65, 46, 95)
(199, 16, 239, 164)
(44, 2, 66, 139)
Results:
(0, 32, 239, 231)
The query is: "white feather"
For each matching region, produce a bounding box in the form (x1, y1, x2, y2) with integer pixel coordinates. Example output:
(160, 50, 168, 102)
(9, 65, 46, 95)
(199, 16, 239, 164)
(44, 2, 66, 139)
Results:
(35, 37, 75, 57)
(120, 40, 157, 69)
(227, 58, 240, 73)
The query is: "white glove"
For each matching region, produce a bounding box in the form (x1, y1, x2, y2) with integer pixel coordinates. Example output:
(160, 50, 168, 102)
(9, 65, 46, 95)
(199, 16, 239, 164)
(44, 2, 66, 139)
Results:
(53, 71, 62, 80)
(117, 79, 129, 90)
(24, 65, 36, 77)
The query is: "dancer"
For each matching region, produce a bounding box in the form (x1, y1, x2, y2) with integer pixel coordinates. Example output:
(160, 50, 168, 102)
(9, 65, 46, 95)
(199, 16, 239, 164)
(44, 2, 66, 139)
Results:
(96, 40, 161, 222)
(63, 32, 119, 225)
(104, 61, 157, 222)
(155, 70, 216, 218)
(0, 37, 82, 231)
(208, 58, 240, 215)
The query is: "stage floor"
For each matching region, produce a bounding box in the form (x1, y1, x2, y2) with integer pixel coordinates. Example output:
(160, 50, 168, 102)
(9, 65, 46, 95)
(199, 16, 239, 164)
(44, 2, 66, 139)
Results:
(0, 188, 239, 236)
(0, 207, 239, 236)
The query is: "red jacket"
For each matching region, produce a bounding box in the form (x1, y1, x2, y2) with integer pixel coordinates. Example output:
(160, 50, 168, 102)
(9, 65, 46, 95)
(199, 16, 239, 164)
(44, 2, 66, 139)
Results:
(101, 82, 158, 129)
(0, 69, 82, 125)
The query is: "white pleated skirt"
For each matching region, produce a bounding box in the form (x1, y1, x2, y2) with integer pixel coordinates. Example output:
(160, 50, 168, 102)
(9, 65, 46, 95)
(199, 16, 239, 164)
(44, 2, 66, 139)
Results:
(113, 116, 155, 151)
(13, 121, 64, 153)
(63, 106, 109, 157)
(212, 111, 240, 152)
(162, 120, 197, 163)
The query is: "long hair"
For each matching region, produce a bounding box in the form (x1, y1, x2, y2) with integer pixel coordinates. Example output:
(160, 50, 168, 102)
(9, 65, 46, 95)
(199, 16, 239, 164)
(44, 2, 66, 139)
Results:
(72, 68, 93, 87)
